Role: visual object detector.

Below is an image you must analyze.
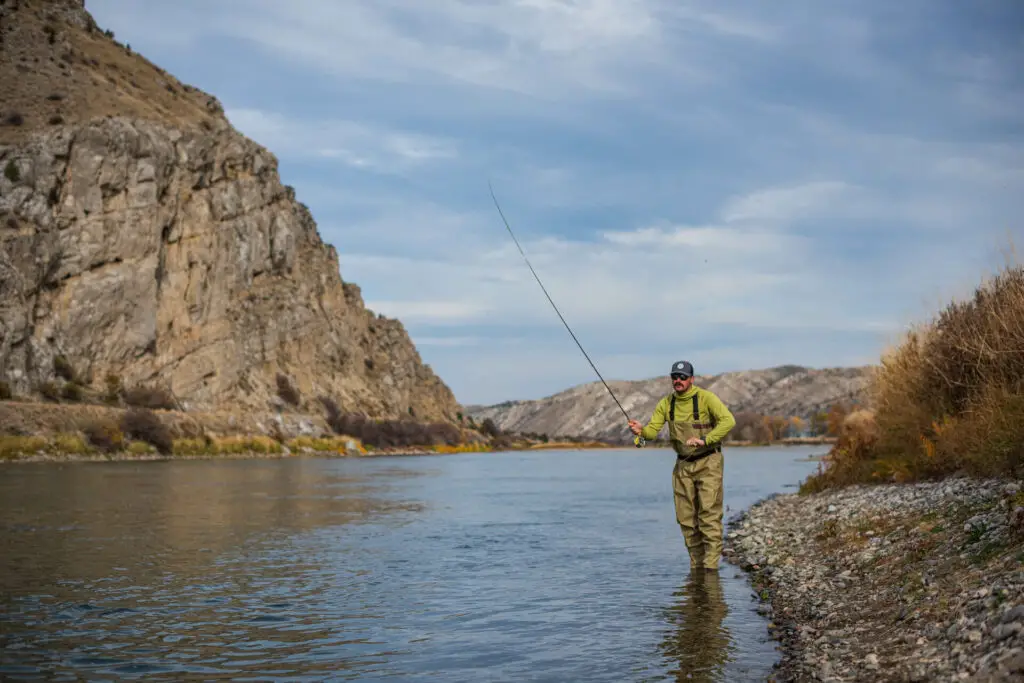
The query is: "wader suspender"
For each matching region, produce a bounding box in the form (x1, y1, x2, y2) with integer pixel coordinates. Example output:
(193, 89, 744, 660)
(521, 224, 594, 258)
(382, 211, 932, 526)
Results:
(668, 393, 699, 424)
(670, 392, 722, 457)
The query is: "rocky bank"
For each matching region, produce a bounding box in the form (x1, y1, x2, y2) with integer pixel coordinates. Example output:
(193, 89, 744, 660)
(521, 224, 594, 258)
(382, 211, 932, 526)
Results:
(724, 478, 1024, 682)
(0, 0, 460, 422)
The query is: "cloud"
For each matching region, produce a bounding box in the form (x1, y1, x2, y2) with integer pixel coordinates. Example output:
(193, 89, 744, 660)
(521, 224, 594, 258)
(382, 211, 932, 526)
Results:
(226, 108, 458, 172)
(720, 181, 855, 224)
(82, 0, 1024, 407)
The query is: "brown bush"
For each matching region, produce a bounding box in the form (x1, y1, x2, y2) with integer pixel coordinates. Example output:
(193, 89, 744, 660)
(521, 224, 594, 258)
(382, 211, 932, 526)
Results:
(60, 381, 83, 402)
(319, 395, 343, 431)
(83, 418, 124, 453)
(802, 261, 1024, 492)
(276, 373, 300, 406)
(53, 355, 77, 382)
(121, 408, 173, 454)
(479, 417, 501, 438)
(0, 380, 11, 400)
(39, 381, 60, 401)
(325, 411, 462, 449)
(103, 374, 122, 405)
(124, 384, 176, 410)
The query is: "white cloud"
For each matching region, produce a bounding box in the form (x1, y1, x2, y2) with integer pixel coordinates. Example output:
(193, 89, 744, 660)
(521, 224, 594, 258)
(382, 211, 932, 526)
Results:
(721, 181, 856, 224)
(364, 299, 491, 324)
(225, 108, 457, 171)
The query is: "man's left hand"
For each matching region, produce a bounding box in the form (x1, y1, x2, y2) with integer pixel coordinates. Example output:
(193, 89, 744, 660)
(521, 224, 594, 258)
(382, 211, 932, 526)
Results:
(685, 437, 705, 447)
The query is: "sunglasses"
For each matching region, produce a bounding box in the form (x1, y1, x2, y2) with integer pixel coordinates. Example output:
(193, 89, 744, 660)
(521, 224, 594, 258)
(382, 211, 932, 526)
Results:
(670, 374, 690, 381)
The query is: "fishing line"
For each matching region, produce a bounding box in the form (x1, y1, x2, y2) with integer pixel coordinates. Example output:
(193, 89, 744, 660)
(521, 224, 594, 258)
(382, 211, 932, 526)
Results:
(488, 181, 644, 446)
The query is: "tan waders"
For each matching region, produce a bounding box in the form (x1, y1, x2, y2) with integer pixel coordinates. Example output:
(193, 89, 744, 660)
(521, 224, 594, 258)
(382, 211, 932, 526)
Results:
(672, 450, 724, 570)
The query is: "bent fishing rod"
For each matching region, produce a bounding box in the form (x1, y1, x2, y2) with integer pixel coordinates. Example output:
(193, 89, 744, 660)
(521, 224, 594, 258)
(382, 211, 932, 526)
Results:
(487, 181, 645, 447)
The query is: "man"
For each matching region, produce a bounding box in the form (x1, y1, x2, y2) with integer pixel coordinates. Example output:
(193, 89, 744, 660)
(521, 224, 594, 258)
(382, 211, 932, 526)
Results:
(629, 360, 736, 571)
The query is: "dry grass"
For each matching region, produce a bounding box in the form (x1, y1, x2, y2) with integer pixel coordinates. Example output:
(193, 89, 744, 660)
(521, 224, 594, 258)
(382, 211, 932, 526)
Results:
(803, 260, 1024, 492)
(0, 401, 332, 441)
(0, 0, 223, 145)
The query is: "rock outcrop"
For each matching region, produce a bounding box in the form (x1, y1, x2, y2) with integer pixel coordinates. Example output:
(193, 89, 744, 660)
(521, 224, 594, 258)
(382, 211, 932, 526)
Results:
(467, 365, 872, 443)
(0, 0, 460, 422)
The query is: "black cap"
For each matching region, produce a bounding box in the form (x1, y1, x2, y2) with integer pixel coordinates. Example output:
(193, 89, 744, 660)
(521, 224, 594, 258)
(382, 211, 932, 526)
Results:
(670, 360, 693, 378)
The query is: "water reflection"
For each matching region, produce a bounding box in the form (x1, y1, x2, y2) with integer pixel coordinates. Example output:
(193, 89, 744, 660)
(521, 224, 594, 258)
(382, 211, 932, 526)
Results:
(658, 569, 734, 682)
(0, 459, 426, 679)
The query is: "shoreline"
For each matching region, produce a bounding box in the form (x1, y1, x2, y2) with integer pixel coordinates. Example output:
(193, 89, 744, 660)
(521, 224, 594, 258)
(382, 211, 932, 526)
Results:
(0, 441, 621, 465)
(723, 477, 1024, 682)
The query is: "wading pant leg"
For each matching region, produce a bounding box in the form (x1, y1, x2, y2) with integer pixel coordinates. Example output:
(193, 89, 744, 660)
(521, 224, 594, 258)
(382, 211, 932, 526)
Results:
(672, 459, 704, 566)
(693, 452, 725, 569)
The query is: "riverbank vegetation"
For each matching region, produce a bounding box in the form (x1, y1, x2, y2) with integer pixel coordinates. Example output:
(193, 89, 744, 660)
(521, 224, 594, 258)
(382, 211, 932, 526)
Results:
(0, 391, 615, 462)
(802, 260, 1024, 493)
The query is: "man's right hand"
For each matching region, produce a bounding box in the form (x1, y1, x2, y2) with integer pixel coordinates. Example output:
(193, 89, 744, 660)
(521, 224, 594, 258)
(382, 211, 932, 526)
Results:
(628, 419, 643, 435)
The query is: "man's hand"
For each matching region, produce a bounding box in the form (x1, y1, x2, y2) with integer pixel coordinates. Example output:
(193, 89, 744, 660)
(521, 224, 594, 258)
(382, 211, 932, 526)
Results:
(628, 419, 643, 435)
(686, 437, 705, 447)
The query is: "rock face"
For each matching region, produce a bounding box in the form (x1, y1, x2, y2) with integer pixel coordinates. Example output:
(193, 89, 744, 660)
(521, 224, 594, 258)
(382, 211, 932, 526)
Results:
(0, 0, 460, 422)
(467, 365, 872, 442)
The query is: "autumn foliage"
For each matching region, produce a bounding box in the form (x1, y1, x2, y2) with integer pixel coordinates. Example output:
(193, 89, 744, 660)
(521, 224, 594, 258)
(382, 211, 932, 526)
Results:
(802, 260, 1024, 492)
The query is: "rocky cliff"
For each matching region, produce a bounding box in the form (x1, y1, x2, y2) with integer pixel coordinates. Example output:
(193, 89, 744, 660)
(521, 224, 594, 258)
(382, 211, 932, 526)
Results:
(466, 365, 873, 443)
(0, 0, 460, 422)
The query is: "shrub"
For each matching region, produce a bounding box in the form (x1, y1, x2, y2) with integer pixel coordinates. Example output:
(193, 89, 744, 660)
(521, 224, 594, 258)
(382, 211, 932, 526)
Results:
(4, 160, 20, 182)
(124, 384, 176, 410)
(51, 433, 88, 455)
(121, 408, 173, 454)
(53, 355, 76, 381)
(4, 113, 24, 127)
(479, 417, 501, 438)
(83, 418, 124, 453)
(61, 381, 83, 402)
(276, 373, 300, 406)
(802, 261, 1024, 492)
(0, 436, 47, 459)
(127, 441, 154, 455)
(319, 395, 343, 432)
(39, 381, 60, 401)
(0, 380, 11, 400)
(104, 374, 122, 404)
(322, 411, 462, 449)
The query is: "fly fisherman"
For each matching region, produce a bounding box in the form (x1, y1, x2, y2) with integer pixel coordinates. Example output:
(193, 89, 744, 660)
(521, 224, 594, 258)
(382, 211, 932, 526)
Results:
(629, 361, 736, 571)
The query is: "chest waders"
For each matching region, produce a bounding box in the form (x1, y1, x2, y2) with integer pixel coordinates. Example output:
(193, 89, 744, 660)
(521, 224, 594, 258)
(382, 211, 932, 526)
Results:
(667, 392, 721, 461)
(668, 390, 726, 570)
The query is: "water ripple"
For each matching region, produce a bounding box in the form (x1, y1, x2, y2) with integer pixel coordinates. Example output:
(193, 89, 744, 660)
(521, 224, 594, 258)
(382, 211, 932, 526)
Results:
(0, 448, 823, 680)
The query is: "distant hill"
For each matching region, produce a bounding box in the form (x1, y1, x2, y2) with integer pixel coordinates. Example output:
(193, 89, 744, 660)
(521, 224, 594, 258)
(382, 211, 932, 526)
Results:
(466, 365, 873, 444)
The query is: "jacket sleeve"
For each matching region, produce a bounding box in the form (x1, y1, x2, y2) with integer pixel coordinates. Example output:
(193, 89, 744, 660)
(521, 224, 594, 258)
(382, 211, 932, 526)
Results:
(640, 397, 668, 441)
(703, 393, 736, 445)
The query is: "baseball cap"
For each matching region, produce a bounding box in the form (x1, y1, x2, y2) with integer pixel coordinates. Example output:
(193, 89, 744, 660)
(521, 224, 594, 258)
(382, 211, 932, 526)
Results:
(670, 360, 693, 378)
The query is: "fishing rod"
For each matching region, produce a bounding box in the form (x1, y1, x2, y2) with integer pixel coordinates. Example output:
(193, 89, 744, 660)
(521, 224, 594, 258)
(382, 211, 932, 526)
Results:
(487, 181, 645, 447)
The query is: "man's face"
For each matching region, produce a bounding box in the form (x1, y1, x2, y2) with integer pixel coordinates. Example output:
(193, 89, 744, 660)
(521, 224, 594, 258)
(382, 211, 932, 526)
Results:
(671, 374, 692, 392)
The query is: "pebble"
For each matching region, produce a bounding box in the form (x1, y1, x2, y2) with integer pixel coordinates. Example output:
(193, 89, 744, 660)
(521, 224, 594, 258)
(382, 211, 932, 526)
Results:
(725, 476, 1024, 682)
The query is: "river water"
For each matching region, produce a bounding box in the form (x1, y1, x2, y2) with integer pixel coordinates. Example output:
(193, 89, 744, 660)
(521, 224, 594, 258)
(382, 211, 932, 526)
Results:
(0, 445, 823, 681)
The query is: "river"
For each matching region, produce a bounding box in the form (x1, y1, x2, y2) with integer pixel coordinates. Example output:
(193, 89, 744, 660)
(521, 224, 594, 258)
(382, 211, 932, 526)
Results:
(0, 445, 823, 681)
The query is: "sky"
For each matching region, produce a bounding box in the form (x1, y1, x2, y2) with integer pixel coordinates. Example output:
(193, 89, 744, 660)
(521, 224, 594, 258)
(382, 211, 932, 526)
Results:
(86, 0, 1024, 407)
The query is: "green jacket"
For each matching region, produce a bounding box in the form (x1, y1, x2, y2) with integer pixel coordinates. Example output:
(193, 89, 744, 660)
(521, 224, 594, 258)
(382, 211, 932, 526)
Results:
(640, 385, 736, 458)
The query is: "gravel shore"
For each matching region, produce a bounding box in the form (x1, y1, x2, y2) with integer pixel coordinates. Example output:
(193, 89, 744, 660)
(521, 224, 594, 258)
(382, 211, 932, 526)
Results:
(724, 477, 1024, 682)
